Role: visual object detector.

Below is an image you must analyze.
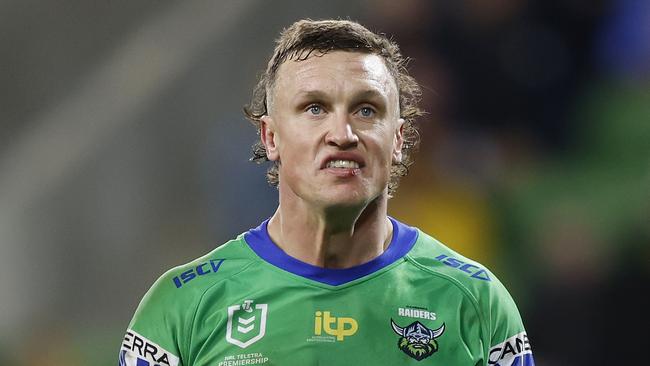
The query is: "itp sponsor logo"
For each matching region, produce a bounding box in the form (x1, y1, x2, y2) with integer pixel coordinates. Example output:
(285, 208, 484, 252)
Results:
(314, 311, 358, 341)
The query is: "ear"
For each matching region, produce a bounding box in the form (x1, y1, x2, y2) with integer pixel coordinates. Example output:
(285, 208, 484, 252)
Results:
(261, 115, 280, 161)
(392, 118, 405, 163)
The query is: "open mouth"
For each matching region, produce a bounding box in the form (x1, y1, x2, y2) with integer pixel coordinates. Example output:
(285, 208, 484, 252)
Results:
(326, 160, 360, 169)
(321, 153, 365, 171)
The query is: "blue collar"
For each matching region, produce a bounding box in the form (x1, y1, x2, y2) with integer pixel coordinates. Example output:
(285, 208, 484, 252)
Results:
(243, 217, 418, 286)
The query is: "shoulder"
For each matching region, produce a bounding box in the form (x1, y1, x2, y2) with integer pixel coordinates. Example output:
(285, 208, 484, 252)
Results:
(404, 227, 527, 342)
(121, 234, 260, 364)
(164, 234, 257, 291)
(403, 226, 533, 363)
(129, 234, 259, 329)
(405, 229, 499, 294)
(144, 234, 256, 303)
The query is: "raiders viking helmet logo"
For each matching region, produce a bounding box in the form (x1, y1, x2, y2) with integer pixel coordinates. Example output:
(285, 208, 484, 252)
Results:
(391, 319, 445, 361)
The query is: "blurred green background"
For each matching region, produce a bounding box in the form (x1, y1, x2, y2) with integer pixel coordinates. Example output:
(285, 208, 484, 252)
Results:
(1, 0, 647, 364)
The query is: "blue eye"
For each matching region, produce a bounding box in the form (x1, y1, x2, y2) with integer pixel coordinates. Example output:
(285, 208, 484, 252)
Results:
(308, 105, 322, 115)
(359, 107, 374, 117)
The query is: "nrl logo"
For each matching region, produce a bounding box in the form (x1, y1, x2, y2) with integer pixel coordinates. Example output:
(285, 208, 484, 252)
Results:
(226, 300, 268, 349)
(391, 319, 445, 361)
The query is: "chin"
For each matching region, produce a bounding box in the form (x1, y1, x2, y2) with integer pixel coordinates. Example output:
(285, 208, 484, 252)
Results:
(318, 186, 383, 209)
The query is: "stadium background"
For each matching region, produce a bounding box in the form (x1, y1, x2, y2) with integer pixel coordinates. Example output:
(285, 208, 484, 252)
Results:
(0, 0, 647, 364)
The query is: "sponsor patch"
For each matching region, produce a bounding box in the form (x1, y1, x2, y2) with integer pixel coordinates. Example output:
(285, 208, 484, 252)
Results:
(488, 331, 534, 366)
(120, 329, 179, 366)
(309, 311, 358, 342)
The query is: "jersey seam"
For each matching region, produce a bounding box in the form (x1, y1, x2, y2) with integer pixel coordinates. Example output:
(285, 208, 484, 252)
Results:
(404, 253, 490, 359)
(185, 257, 259, 364)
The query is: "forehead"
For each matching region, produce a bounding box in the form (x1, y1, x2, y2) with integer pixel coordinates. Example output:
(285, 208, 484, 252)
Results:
(273, 51, 397, 99)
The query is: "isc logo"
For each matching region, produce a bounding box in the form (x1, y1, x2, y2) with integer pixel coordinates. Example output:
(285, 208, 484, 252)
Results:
(171, 259, 225, 288)
(434, 254, 491, 281)
(314, 311, 358, 341)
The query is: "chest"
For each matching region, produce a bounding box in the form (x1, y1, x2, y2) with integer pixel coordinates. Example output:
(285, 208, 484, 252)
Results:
(184, 271, 486, 366)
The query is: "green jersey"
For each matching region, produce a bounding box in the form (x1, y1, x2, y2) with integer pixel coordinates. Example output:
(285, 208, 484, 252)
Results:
(119, 218, 534, 365)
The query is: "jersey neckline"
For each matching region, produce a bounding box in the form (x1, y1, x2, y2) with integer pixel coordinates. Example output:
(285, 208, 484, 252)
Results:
(243, 217, 418, 286)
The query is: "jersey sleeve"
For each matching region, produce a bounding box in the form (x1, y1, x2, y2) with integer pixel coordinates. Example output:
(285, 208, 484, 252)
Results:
(405, 228, 536, 365)
(482, 273, 534, 366)
(118, 270, 187, 366)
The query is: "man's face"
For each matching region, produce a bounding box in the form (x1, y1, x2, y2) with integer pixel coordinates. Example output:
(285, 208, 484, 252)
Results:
(261, 51, 404, 210)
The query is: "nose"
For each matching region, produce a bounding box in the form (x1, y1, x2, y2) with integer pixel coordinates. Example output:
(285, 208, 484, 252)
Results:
(325, 112, 359, 149)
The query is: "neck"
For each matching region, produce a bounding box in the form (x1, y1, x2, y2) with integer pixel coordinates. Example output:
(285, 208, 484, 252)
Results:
(267, 191, 393, 269)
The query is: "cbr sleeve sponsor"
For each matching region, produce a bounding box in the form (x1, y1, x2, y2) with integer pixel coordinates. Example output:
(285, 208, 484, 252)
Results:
(119, 329, 180, 366)
(488, 331, 534, 366)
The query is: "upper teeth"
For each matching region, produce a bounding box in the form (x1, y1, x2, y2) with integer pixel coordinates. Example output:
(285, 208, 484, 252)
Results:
(327, 160, 359, 169)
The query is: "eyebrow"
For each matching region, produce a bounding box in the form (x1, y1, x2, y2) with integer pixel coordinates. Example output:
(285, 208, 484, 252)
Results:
(293, 88, 388, 104)
(294, 90, 329, 101)
(351, 89, 388, 104)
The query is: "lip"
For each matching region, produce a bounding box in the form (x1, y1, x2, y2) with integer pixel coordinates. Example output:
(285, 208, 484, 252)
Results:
(320, 152, 366, 170)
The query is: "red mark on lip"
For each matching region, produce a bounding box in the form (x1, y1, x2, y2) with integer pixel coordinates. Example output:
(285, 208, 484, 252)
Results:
(323, 167, 362, 177)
